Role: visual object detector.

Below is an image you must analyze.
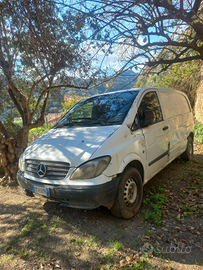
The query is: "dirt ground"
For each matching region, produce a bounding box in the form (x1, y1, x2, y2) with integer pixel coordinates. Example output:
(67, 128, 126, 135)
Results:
(0, 142, 203, 270)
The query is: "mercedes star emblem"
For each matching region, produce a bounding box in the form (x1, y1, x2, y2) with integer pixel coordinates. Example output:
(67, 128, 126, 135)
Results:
(37, 163, 47, 177)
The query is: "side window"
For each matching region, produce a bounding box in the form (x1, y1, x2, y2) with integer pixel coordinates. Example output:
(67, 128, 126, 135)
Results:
(138, 91, 163, 125)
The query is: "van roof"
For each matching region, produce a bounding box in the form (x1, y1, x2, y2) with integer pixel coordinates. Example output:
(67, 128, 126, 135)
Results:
(89, 86, 186, 98)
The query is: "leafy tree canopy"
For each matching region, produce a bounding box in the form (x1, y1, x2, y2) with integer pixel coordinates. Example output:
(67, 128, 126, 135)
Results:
(135, 59, 201, 107)
(0, 0, 92, 138)
(61, 0, 203, 73)
(0, 0, 94, 184)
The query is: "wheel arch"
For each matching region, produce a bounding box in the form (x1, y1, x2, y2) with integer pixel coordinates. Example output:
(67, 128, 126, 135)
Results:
(118, 159, 144, 183)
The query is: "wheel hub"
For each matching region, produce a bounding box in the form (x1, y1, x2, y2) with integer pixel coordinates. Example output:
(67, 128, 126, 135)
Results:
(124, 178, 137, 206)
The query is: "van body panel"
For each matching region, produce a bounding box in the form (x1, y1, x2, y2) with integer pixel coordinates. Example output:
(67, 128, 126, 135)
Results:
(167, 113, 192, 160)
(142, 121, 170, 180)
(158, 89, 191, 119)
(158, 89, 194, 161)
(91, 125, 146, 177)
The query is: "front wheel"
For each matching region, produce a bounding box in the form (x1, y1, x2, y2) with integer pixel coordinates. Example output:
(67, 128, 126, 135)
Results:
(180, 136, 193, 161)
(110, 167, 143, 219)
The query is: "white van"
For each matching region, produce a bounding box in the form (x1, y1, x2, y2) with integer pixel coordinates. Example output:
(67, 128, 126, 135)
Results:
(17, 87, 194, 219)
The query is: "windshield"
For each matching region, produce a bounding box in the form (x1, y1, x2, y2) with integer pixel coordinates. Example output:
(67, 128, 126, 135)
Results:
(54, 90, 139, 128)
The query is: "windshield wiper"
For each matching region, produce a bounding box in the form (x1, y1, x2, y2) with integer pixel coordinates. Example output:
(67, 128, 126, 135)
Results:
(55, 117, 107, 128)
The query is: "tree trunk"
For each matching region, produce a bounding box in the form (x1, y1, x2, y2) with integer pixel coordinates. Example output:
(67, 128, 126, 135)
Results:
(0, 132, 28, 186)
(195, 61, 203, 124)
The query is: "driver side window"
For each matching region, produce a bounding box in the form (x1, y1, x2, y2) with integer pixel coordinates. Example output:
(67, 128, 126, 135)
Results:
(138, 91, 163, 125)
(132, 91, 163, 131)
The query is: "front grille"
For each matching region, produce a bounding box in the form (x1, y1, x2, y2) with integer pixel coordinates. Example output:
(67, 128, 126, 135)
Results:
(25, 159, 70, 180)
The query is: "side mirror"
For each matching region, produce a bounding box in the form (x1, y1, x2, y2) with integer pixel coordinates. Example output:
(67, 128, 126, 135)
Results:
(141, 110, 155, 127)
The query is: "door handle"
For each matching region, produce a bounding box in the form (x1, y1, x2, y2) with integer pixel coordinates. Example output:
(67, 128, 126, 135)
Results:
(163, 126, 169, 131)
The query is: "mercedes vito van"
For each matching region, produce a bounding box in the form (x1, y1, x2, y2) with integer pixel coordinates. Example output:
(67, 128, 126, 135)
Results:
(17, 87, 194, 219)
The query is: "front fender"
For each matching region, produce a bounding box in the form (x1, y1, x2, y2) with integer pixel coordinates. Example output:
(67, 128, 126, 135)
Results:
(117, 153, 145, 174)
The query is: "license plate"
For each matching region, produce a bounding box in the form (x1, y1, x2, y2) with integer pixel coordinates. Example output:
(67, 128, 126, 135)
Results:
(32, 185, 49, 197)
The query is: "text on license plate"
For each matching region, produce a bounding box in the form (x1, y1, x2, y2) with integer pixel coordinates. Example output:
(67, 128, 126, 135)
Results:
(32, 185, 49, 197)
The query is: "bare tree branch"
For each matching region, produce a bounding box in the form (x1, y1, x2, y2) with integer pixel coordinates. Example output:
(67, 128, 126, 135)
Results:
(148, 54, 202, 67)
(47, 83, 90, 91)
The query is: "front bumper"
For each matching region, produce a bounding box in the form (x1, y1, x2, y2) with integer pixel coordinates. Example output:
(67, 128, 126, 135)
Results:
(17, 171, 120, 209)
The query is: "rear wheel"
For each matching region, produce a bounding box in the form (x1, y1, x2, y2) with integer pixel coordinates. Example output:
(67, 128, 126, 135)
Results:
(181, 136, 193, 161)
(110, 167, 143, 219)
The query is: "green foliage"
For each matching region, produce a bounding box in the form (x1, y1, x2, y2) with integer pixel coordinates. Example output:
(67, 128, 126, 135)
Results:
(61, 95, 79, 115)
(20, 214, 41, 239)
(182, 205, 196, 212)
(0, 255, 14, 265)
(135, 60, 201, 108)
(181, 205, 197, 218)
(142, 193, 167, 226)
(49, 223, 57, 234)
(110, 240, 123, 250)
(157, 61, 200, 108)
(29, 123, 53, 136)
(195, 123, 203, 144)
(19, 249, 28, 260)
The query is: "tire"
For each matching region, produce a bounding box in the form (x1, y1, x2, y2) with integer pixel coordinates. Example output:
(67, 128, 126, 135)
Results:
(180, 136, 193, 161)
(110, 167, 143, 219)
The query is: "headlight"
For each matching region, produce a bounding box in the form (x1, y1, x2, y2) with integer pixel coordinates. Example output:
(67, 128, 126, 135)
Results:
(70, 156, 111, 180)
(18, 154, 25, 172)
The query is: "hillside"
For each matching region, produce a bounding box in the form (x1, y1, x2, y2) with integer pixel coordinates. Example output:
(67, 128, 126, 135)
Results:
(94, 70, 138, 94)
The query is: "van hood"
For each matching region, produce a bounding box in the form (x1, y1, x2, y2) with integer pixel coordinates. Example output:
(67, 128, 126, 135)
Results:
(24, 126, 119, 167)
